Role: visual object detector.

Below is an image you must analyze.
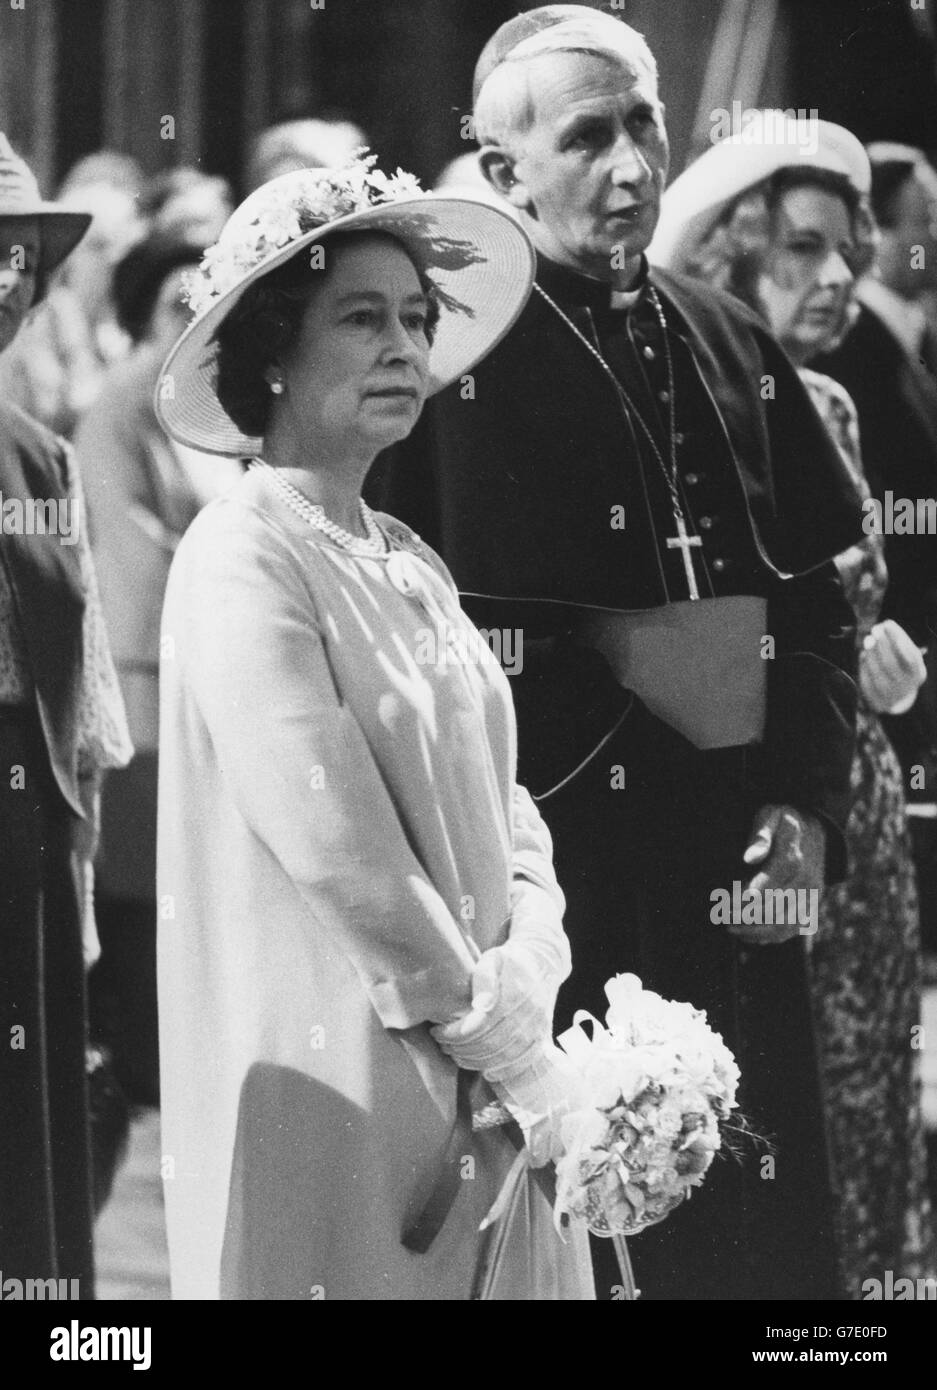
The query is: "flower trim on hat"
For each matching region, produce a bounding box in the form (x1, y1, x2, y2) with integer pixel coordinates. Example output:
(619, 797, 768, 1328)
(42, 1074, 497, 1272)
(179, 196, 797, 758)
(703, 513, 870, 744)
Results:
(182, 153, 482, 320)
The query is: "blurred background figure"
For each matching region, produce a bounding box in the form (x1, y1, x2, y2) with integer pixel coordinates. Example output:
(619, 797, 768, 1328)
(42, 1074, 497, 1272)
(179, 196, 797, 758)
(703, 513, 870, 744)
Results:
(75, 228, 240, 1107)
(137, 167, 233, 247)
(655, 113, 937, 1297)
(433, 151, 493, 196)
(244, 117, 368, 192)
(815, 144, 937, 960)
(0, 132, 132, 1295)
(0, 148, 145, 437)
(859, 143, 937, 375)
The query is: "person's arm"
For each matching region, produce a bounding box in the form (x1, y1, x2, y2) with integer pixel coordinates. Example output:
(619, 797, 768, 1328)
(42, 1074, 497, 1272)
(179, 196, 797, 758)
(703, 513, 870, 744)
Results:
(507, 781, 570, 988)
(761, 559, 859, 884)
(174, 509, 479, 1032)
(55, 438, 134, 966)
(73, 772, 102, 968)
(378, 529, 576, 1018)
(430, 781, 579, 1162)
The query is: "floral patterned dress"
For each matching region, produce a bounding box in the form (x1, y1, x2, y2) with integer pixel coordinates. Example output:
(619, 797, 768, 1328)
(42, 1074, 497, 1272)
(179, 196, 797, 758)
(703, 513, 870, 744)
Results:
(802, 368, 936, 1297)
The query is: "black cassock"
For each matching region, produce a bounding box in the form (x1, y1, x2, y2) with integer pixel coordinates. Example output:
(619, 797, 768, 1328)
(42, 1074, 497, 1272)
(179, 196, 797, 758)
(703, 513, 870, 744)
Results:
(367, 256, 863, 1300)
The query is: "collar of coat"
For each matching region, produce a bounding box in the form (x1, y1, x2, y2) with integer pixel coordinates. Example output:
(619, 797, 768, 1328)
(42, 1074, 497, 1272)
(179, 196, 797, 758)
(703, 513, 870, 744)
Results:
(0, 400, 86, 815)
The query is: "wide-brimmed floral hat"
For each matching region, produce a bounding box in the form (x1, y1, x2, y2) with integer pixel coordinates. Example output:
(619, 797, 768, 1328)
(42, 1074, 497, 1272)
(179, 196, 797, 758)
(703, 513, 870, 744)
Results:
(156, 155, 536, 456)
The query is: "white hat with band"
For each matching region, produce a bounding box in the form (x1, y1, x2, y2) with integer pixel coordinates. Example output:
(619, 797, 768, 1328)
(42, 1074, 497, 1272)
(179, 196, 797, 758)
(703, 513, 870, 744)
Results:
(651, 113, 871, 273)
(0, 132, 91, 285)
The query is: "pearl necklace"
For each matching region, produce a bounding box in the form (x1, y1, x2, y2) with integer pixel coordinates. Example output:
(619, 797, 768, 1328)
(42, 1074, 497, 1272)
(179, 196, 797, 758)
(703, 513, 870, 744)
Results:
(250, 459, 388, 557)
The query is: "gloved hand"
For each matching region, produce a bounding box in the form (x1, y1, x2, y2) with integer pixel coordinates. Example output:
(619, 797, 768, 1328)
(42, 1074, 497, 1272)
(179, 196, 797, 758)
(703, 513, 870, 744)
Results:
(431, 881, 577, 1165)
(431, 879, 570, 1072)
(430, 936, 555, 1078)
(495, 1041, 585, 1167)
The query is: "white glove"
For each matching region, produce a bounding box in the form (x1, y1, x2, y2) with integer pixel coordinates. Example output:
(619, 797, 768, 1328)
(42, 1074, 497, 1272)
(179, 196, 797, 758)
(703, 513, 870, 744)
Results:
(430, 939, 547, 1064)
(494, 1041, 585, 1167)
(859, 620, 927, 715)
(431, 881, 576, 1165)
(431, 880, 570, 1077)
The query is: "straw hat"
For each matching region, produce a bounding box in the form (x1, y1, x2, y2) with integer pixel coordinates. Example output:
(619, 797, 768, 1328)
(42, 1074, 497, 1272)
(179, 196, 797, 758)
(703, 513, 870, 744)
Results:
(651, 112, 871, 272)
(0, 133, 91, 284)
(156, 157, 536, 457)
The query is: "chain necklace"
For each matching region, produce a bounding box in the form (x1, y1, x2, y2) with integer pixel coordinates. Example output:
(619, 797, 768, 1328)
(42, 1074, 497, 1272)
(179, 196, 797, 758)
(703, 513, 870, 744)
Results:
(532, 281, 702, 600)
(250, 459, 388, 557)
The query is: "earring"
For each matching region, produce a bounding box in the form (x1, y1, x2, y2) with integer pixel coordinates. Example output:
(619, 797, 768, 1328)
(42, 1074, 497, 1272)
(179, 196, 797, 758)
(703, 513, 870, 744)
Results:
(270, 379, 285, 395)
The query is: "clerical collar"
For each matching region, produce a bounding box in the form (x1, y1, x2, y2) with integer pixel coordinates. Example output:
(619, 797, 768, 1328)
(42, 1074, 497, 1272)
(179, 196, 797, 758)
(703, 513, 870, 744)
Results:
(535, 253, 651, 314)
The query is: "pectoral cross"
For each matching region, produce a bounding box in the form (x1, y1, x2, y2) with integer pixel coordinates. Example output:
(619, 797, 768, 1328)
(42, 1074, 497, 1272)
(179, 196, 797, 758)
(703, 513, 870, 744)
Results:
(666, 512, 702, 601)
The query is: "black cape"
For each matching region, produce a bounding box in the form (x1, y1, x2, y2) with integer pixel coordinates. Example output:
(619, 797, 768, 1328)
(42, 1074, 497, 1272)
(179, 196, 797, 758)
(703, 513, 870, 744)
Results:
(367, 262, 862, 862)
(369, 262, 864, 613)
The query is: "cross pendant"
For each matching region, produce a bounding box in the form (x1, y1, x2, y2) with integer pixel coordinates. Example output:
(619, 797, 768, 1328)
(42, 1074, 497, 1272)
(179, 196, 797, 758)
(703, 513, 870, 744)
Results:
(666, 512, 703, 601)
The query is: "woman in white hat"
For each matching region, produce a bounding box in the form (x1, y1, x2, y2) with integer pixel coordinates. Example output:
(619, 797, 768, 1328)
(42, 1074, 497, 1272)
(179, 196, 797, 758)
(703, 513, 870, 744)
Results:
(155, 158, 594, 1300)
(653, 115, 937, 1295)
(0, 135, 132, 1293)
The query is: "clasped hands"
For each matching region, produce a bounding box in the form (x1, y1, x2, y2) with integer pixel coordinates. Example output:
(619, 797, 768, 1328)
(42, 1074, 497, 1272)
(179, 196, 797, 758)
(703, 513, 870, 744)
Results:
(431, 801, 829, 1167)
(733, 803, 825, 945)
(431, 931, 575, 1167)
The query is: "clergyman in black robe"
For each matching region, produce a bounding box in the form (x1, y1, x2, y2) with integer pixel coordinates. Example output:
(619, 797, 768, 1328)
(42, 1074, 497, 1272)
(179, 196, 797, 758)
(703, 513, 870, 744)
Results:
(366, 7, 863, 1301)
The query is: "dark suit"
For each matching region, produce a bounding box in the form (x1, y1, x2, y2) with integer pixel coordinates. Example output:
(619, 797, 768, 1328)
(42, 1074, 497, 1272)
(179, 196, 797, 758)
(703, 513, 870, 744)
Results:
(0, 401, 87, 816)
(0, 400, 95, 1293)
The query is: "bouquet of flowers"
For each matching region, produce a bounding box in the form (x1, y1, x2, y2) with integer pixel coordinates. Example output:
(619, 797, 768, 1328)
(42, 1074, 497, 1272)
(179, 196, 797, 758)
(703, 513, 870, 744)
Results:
(470, 972, 740, 1298)
(551, 972, 740, 1238)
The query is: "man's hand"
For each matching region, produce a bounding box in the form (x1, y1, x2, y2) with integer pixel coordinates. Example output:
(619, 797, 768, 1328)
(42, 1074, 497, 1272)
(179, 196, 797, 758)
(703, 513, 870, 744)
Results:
(730, 804, 825, 944)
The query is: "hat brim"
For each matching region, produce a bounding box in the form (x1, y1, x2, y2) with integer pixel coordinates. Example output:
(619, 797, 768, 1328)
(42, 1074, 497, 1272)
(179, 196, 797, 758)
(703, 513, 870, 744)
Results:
(0, 207, 93, 278)
(156, 194, 535, 457)
(650, 119, 871, 273)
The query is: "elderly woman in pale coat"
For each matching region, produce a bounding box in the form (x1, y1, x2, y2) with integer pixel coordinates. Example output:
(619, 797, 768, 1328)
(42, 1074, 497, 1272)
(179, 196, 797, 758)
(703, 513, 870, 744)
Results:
(155, 162, 594, 1300)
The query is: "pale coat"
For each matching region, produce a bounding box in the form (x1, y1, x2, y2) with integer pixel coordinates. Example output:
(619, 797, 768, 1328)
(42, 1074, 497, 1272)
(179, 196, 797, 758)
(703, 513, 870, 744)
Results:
(157, 470, 594, 1300)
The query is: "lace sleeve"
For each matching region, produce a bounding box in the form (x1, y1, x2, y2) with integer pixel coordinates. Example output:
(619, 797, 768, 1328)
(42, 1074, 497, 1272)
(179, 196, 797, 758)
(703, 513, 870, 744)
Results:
(62, 440, 134, 776)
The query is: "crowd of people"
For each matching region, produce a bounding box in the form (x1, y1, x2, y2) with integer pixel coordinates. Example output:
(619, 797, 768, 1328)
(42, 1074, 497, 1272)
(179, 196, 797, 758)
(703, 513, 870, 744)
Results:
(1, 3, 936, 1301)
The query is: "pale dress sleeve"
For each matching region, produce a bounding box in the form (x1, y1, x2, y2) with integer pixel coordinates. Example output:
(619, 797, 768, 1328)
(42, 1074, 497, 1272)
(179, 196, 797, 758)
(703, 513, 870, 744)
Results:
(507, 784, 571, 984)
(384, 516, 571, 978)
(176, 512, 478, 1032)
